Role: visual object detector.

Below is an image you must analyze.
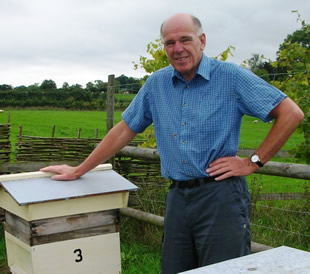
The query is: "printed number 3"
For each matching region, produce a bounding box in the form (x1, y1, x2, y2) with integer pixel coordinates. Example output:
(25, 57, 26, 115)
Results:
(74, 249, 83, 262)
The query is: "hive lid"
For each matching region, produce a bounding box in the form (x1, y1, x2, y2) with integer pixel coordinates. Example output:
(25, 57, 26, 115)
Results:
(0, 165, 138, 206)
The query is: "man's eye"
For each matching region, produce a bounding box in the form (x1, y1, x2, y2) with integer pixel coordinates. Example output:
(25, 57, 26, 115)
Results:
(181, 38, 192, 43)
(165, 41, 175, 47)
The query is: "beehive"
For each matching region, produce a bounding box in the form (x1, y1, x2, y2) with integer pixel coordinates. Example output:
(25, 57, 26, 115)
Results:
(0, 164, 138, 274)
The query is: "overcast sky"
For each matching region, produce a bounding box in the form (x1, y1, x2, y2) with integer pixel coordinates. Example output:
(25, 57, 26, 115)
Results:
(0, 0, 309, 88)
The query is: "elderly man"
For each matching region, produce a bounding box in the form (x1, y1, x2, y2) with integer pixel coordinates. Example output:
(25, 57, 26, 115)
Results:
(41, 13, 303, 273)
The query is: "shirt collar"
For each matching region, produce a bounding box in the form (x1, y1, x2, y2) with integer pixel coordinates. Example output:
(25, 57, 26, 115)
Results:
(172, 53, 210, 83)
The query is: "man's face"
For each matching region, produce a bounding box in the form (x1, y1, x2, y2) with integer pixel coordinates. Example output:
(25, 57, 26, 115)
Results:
(162, 17, 206, 82)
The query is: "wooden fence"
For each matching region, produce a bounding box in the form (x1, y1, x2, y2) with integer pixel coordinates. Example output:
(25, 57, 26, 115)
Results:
(0, 124, 10, 164)
(16, 135, 102, 162)
(118, 146, 310, 180)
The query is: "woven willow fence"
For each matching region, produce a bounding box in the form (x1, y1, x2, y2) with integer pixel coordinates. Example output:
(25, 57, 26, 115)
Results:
(114, 154, 168, 216)
(0, 124, 11, 164)
(15, 125, 145, 162)
(0, 122, 11, 220)
(16, 135, 102, 162)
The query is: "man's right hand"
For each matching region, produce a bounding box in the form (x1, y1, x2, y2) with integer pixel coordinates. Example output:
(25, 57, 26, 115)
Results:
(40, 164, 81, 181)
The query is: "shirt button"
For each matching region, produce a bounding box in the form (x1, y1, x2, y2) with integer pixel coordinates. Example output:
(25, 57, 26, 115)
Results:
(183, 160, 187, 164)
(183, 122, 187, 126)
(182, 141, 185, 144)
(186, 85, 190, 88)
(183, 103, 187, 107)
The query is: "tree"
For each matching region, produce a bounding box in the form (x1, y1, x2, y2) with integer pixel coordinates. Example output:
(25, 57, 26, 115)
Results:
(245, 53, 271, 82)
(62, 82, 70, 90)
(70, 83, 83, 90)
(246, 53, 265, 71)
(115, 75, 141, 93)
(271, 12, 310, 163)
(40, 79, 57, 89)
(133, 38, 170, 74)
(213, 46, 235, 61)
(86, 81, 98, 93)
(94, 80, 107, 92)
(0, 84, 12, 91)
(27, 83, 40, 91)
(278, 11, 310, 51)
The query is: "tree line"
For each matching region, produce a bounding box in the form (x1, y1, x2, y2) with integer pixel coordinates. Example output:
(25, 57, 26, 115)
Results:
(0, 75, 142, 110)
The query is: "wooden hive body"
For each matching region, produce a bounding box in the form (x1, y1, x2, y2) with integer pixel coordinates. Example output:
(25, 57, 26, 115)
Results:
(0, 164, 137, 274)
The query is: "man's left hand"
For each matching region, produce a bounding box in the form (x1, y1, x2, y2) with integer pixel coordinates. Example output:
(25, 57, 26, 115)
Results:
(206, 156, 259, 181)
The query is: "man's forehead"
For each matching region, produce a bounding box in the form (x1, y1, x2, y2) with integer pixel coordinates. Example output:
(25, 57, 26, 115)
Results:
(162, 25, 196, 42)
(163, 33, 194, 43)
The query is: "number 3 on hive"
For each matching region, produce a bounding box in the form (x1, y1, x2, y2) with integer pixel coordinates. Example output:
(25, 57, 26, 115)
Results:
(74, 248, 83, 262)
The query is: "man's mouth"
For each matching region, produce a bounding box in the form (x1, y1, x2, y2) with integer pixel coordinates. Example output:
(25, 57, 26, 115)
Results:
(174, 56, 188, 61)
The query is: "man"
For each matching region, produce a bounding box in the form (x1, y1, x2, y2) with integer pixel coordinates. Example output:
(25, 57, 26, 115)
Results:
(41, 13, 304, 273)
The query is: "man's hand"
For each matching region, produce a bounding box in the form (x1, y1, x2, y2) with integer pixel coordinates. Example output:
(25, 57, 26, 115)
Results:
(40, 165, 81, 181)
(206, 156, 259, 181)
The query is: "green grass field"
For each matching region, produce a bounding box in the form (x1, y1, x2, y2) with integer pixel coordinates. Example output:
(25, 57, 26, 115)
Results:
(0, 109, 304, 154)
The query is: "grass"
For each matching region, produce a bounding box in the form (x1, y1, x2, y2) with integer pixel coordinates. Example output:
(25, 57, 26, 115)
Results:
(0, 226, 9, 274)
(0, 109, 123, 138)
(115, 93, 137, 102)
(0, 109, 305, 161)
(240, 115, 304, 151)
(121, 241, 161, 274)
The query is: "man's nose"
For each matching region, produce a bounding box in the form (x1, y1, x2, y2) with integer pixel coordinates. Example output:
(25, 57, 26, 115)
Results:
(174, 41, 184, 53)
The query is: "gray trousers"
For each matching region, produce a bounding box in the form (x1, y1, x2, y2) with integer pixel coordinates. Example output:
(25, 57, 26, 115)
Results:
(161, 176, 251, 274)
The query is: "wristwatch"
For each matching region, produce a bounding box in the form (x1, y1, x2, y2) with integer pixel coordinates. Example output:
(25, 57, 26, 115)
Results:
(250, 153, 264, 167)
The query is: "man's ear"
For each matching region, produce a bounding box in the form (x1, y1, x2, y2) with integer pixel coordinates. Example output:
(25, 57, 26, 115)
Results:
(200, 33, 206, 51)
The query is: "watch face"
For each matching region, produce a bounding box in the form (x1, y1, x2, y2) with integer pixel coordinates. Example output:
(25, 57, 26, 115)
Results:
(251, 155, 259, 162)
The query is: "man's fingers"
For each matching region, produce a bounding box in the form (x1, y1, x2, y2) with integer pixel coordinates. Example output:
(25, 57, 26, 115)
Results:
(51, 174, 74, 181)
(214, 172, 233, 181)
(40, 165, 62, 173)
(40, 164, 79, 181)
(208, 156, 231, 167)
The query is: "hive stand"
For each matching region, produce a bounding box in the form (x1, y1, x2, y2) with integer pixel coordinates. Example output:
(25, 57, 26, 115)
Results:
(0, 164, 138, 274)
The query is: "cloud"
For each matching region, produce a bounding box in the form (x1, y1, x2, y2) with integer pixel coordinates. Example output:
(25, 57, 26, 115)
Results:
(0, 0, 309, 87)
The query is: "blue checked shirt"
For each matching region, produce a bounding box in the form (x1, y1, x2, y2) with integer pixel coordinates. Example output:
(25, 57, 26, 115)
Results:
(122, 54, 286, 181)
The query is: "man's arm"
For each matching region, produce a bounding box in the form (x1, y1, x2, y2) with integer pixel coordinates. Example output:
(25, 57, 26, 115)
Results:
(206, 97, 304, 180)
(40, 120, 137, 180)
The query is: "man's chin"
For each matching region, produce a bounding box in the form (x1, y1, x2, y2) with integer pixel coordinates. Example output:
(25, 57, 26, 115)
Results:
(174, 64, 190, 72)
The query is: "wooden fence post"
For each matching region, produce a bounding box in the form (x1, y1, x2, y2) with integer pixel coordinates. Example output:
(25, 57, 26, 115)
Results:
(107, 74, 115, 166)
(107, 74, 115, 132)
(51, 125, 56, 138)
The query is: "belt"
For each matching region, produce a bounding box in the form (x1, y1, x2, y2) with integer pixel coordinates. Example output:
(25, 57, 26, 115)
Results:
(169, 176, 218, 189)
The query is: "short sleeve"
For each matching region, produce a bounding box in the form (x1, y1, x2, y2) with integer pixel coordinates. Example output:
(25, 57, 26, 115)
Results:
(121, 79, 153, 133)
(236, 67, 287, 122)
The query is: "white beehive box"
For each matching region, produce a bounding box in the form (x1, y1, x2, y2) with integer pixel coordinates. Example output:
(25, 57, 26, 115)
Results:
(0, 164, 138, 274)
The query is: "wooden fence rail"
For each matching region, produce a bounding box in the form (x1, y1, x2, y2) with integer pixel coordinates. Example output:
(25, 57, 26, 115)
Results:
(1, 145, 309, 180)
(118, 146, 310, 180)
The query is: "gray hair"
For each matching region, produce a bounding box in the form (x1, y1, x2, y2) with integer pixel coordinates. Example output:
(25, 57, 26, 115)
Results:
(160, 14, 203, 39)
